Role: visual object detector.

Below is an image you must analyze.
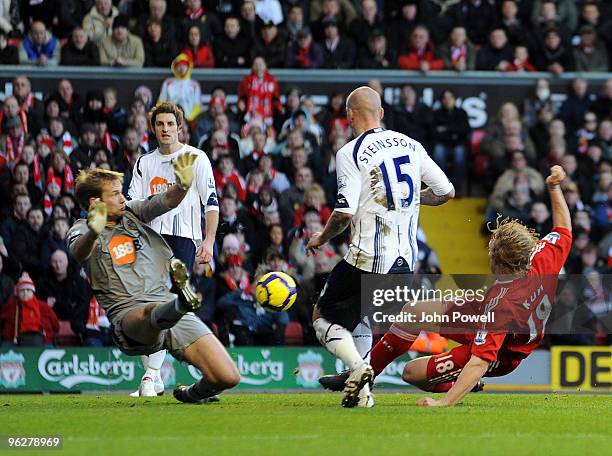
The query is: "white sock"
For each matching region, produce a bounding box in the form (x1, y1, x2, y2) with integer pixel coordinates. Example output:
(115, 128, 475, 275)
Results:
(143, 350, 166, 377)
(352, 319, 373, 363)
(353, 320, 372, 398)
(314, 317, 364, 370)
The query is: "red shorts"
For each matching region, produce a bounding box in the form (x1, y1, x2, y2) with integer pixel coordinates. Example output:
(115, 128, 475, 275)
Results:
(426, 340, 522, 385)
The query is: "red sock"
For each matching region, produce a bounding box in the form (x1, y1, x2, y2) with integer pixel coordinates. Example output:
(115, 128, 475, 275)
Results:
(426, 382, 454, 393)
(371, 332, 416, 377)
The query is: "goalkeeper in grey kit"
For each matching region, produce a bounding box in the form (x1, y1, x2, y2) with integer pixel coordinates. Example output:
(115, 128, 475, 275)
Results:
(67, 154, 240, 403)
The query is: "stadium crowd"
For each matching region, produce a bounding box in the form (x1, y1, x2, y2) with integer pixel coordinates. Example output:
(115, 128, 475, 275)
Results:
(0, 0, 610, 349)
(0, 0, 610, 72)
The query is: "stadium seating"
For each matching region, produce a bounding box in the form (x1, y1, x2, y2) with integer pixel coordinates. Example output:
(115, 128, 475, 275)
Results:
(56, 320, 80, 347)
(284, 322, 304, 346)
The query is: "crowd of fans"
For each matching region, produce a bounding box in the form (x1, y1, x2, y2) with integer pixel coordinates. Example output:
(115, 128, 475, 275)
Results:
(0, 0, 610, 72)
(0, 0, 610, 349)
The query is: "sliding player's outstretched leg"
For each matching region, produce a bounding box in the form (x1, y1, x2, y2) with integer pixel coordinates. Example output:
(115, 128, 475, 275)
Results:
(402, 346, 486, 394)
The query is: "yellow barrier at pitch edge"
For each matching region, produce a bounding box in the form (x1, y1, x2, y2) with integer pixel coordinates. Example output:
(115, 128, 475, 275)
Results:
(551, 346, 612, 391)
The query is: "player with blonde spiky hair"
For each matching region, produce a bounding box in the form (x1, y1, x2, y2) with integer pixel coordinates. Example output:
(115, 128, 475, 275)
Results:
(410, 167, 570, 406)
(487, 218, 540, 274)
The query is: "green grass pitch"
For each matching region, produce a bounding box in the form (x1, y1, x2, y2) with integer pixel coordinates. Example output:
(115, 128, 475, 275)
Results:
(2, 393, 611, 455)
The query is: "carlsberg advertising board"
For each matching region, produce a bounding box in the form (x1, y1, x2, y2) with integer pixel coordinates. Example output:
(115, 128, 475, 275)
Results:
(0, 347, 418, 392)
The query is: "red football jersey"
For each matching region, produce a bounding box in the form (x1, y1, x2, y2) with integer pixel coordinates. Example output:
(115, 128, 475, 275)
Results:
(469, 227, 572, 363)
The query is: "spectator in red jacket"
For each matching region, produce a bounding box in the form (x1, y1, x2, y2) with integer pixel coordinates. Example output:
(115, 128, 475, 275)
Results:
(214, 155, 247, 202)
(182, 24, 214, 68)
(506, 45, 537, 72)
(397, 25, 444, 72)
(238, 56, 283, 128)
(0, 272, 58, 346)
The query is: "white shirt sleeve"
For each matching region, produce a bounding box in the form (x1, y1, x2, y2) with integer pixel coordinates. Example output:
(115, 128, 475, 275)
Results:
(195, 152, 219, 213)
(419, 144, 454, 196)
(334, 148, 361, 215)
(127, 155, 146, 200)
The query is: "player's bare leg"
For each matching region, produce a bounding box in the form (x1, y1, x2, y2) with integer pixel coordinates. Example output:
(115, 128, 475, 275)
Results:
(173, 335, 240, 404)
(402, 352, 484, 393)
(120, 305, 166, 345)
(402, 356, 431, 389)
(121, 258, 201, 344)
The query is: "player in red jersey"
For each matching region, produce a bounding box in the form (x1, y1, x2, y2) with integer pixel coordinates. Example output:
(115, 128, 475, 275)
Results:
(320, 166, 572, 406)
(406, 165, 571, 406)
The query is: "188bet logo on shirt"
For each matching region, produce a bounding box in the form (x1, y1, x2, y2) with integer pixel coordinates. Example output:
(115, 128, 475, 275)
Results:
(108, 236, 137, 265)
(149, 176, 175, 195)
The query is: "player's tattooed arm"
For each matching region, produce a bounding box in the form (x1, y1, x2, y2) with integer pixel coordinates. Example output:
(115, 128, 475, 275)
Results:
(420, 187, 455, 206)
(307, 210, 352, 249)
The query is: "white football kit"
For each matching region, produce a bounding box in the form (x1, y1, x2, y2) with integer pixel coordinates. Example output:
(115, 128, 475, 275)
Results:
(335, 128, 453, 273)
(128, 145, 219, 243)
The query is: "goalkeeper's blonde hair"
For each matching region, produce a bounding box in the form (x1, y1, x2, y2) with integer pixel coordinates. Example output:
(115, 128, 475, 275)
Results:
(75, 168, 124, 210)
(488, 216, 540, 274)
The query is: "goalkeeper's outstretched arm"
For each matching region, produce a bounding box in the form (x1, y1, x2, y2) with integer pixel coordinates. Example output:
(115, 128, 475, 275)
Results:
(130, 153, 199, 223)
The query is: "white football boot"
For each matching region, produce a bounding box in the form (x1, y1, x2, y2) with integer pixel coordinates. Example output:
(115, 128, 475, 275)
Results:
(357, 393, 375, 408)
(341, 363, 374, 408)
(129, 373, 164, 397)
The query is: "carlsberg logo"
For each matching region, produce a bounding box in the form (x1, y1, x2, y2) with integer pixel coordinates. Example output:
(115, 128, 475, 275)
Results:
(38, 349, 135, 388)
(188, 350, 284, 386)
(236, 349, 283, 385)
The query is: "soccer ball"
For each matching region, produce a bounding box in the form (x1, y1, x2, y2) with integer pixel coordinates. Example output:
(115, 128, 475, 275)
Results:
(256, 271, 297, 312)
